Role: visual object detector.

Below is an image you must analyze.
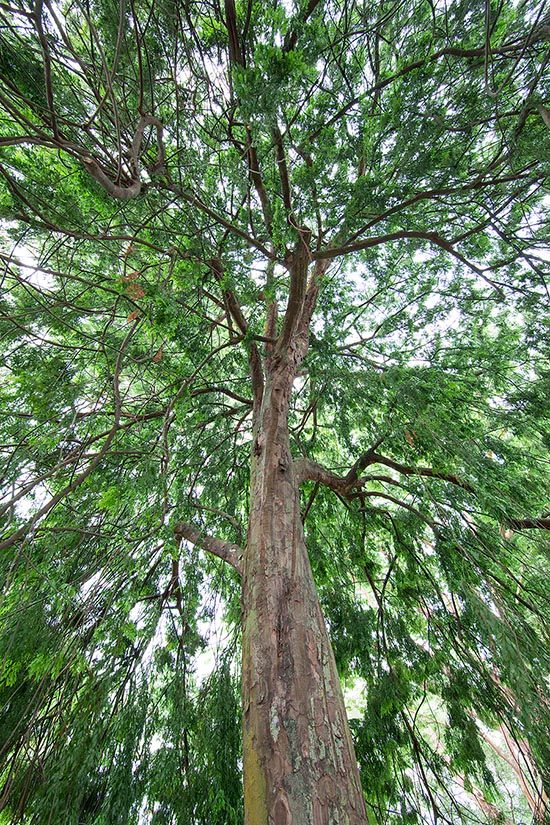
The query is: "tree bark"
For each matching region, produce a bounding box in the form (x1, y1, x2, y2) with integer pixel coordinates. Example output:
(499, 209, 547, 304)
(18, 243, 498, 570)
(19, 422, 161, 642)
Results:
(241, 352, 368, 824)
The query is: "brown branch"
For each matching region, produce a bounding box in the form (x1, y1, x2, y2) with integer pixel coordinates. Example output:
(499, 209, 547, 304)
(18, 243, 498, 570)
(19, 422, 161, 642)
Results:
(3, 115, 165, 201)
(361, 452, 475, 493)
(0, 140, 273, 258)
(306, 35, 547, 142)
(174, 521, 243, 575)
(295, 457, 350, 493)
(298, 258, 330, 338)
(314, 230, 505, 294)
(357, 491, 440, 534)
(34, 0, 58, 137)
(283, 0, 323, 52)
(295, 458, 440, 536)
(246, 129, 273, 234)
(225, 0, 244, 66)
(277, 229, 312, 353)
(81, 114, 164, 200)
(190, 385, 253, 406)
(162, 179, 275, 259)
(504, 516, 550, 530)
(343, 171, 535, 249)
(208, 258, 264, 410)
(295, 447, 473, 527)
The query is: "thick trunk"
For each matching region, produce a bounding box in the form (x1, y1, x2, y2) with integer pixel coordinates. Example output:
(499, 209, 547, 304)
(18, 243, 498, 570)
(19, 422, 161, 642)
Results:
(242, 358, 367, 824)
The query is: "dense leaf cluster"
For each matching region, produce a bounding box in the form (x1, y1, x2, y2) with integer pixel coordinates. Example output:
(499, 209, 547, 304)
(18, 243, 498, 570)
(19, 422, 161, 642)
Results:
(0, 0, 549, 822)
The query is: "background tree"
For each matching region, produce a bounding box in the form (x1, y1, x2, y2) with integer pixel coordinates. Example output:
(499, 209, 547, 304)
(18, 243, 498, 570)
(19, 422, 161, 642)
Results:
(0, 0, 549, 822)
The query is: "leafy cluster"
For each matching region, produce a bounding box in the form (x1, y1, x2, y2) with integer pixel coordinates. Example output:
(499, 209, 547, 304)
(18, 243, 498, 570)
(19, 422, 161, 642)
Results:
(0, 0, 549, 822)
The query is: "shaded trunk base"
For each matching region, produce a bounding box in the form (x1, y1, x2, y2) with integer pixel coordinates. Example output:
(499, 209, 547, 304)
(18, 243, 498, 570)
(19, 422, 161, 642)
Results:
(242, 549, 367, 824)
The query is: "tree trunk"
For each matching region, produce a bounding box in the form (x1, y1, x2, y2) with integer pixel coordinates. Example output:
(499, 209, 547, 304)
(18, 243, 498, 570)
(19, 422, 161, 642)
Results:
(242, 355, 368, 824)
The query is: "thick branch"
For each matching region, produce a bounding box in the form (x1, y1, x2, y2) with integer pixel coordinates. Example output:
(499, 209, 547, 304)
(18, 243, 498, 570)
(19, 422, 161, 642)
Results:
(296, 449, 474, 501)
(190, 385, 253, 406)
(296, 456, 441, 535)
(81, 114, 164, 200)
(277, 230, 312, 352)
(225, 0, 244, 66)
(504, 516, 550, 530)
(174, 521, 243, 575)
(298, 258, 330, 338)
(295, 457, 350, 493)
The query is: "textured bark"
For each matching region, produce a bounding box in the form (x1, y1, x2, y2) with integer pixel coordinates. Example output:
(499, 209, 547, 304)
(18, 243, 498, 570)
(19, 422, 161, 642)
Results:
(241, 353, 368, 824)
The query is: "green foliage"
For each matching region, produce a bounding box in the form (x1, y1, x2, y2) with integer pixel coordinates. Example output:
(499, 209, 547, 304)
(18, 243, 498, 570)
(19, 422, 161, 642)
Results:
(0, 0, 549, 822)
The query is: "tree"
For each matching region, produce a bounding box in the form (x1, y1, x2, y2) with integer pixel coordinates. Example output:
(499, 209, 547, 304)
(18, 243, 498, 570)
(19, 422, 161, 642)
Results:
(0, 0, 549, 822)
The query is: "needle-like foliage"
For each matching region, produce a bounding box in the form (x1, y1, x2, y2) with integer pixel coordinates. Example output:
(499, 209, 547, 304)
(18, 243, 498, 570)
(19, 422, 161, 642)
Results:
(0, 0, 549, 822)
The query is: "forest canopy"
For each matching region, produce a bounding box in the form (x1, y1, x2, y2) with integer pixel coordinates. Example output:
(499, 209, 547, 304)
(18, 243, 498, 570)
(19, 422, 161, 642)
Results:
(0, 0, 549, 822)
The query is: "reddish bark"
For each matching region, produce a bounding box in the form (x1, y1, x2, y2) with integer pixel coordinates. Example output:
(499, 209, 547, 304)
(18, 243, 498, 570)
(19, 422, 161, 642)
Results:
(241, 352, 368, 824)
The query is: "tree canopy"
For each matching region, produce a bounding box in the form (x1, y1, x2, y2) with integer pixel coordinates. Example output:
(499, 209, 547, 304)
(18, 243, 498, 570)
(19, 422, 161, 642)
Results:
(0, 0, 549, 822)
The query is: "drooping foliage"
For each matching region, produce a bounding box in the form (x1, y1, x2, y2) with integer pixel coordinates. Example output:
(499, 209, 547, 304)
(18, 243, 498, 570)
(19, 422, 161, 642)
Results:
(0, 0, 549, 822)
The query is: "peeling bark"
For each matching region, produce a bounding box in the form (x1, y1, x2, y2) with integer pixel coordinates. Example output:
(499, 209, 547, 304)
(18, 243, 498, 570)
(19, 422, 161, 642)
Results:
(242, 352, 367, 824)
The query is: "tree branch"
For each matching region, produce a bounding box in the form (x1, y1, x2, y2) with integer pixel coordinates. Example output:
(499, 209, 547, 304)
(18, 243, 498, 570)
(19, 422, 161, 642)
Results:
(359, 451, 475, 493)
(81, 114, 164, 200)
(272, 126, 292, 213)
(504, 516, 550, 531)
(306, 35, 548, 142)
(295, 457, 350, 493)
(283, 0, 323, 52)
(190, 385, 253, 407)
(174, 521, 243, 575)
(297, 258, 331, 339)
(296, 451, 473, 495)
(208, 258, 264, 410)
(356, 491, 440, 535)
(314, 230, 505, 295)
(277, 229, 312, 353)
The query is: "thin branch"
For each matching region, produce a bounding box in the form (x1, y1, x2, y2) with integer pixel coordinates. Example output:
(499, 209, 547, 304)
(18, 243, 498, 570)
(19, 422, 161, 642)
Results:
(208, 257, 264, 410)
(314, 230, 505, 295)
(246, 130, 272, 233)
(0, 319, 139, 552)
(306, 35, 548, 142)
(162, 179, 275, 259)
(362, 452, 475, 493)
(190, 385, 253, 406)
(34, 0, 58, 137)
(357, 491, 440, 535)
(272, 126, 292, 213)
